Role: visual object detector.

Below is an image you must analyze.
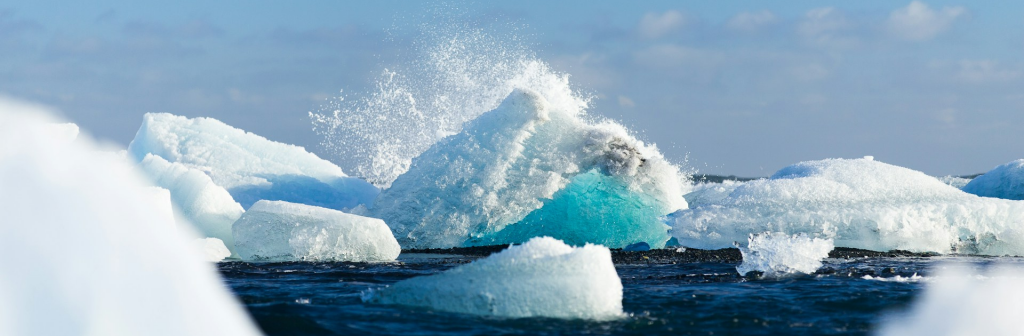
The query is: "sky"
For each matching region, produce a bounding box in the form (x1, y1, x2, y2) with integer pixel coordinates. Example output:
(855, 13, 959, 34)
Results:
(2, 1, 1022, 177)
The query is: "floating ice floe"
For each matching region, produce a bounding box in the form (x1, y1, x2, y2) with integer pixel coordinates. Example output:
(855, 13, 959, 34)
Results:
(0, 98, 259, 335)
(667, 157, 1024, 255)
(139, 154, 244, 253)
(736, 232, 833, 277)
(876, 264, 1024, 336)
(233, 200, 400, 262)
(129, 112, 378, 211)
(373, 88, 688, 249)
(194, 238, 232, 262)
(366, 236, 624, 320)
(962, 159, 1024, 200)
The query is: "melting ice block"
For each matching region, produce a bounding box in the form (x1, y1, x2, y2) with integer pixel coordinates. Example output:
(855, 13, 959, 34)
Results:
(139, 154, 244, 252)
(128, 112, 378, 210)
(194, 238, 232, 262)
(233, 200, 400, 262)
(0, 99, 259, 335)
(373, 88, 688, 249)
(736, 232, 833, 277)
(962, 159, 1024, 200)
(877, 264, 1024, 336)
(667, 158, 1024, 255)
(367, 237, 624, 320)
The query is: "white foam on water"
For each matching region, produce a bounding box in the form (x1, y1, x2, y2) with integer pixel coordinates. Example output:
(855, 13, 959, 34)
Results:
(366, 236, 624, 320)
(736, 232, 833, 277)
(962, 159, 1024, 200)
(0, 96, 259, 335)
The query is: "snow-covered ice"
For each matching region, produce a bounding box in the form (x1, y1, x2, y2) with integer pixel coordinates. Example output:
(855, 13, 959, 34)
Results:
(373, 88, 688, 249)
(233, 200, 401, 262)
(736, 232, 833, 277)
(937, 175, 972, 190)
(0, 98, 259, 336)
(367, 236, 624, 320)
(139, 153, 244, 253)
(129, 112, 378, 211)
(962, 159, 1024, 200)
(194, 238, 232, 262)
(668, 157, 1024, 255)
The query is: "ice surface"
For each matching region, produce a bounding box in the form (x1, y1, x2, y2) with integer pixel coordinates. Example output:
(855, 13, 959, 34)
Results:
(668, 158, 1024, 255)
(684, 180, 746, 208)
(47, 122, 79, 142)
(129, 112, 378, 210)
(937, 175, 972, 189)
(876, 264, 1024, 336)
(143, 186, 176, 228)
(736, 232, 833, 277)
(962, 159, 1024, 200)
(233, 200, 400, 262)
(0, 98, 259, 335)
(139, 154, 244, 252)
(373, 89, 688, 249)
(194, 238, 232, 262)
(367, 236, 624, 319)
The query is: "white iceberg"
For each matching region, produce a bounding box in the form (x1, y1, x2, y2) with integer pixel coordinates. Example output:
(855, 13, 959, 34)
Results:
(937, 175, 972, 190)
(684, 180, 746, 208)
(962, 159, 1024, 200)
(0, 98, 259, 335)
(668, 157, 1024, 255)
(736, 232, 833, 277)
(128, 112, 378, 211)
(372, 89, 688, 249)
(366, 236, 624, 320)
(876, 264, 1024, 336)
(194, 238, 232, 262)
(139, 153, 244, 252)
(233, 200, 401, 262)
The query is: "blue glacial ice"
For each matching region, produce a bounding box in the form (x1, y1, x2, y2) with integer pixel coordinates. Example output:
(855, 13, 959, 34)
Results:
(736, 232, 833, 277)
(366, 236, 624, 319)
(962, 159, 1024, 200)
(668, 157, 1024, 255)
(0, 98, 259, 335)
(129, 112, 378, 211)
(371, 88, 688, 249)
(233, 200, 401, 262)
(139, 153, 244, 253)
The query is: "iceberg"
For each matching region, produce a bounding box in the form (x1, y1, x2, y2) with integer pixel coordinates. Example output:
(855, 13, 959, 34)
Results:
(129, 112, 378, 211)
(366, 236, 624, 320)
(962, 159, 1024, 200)
(372, 89, 688, 249)
(194, 238, 232, 262)
(877, 264, 1024, 336)
(0, 98, 259, 335)
(736, 232, 833, 277)
(139, 154, 244, 252)
(233, 200, 401, 262)
(667, 157, 1024, 255)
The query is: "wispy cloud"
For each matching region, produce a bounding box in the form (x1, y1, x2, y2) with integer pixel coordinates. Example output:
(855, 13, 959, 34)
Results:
(637, 10, 688, 39)
(727, 10, 778, 32)
(887, 1, 967, 41)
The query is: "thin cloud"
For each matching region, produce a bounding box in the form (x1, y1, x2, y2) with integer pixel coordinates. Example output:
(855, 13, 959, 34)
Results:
(887, 1, 967, 41)
(727, 10, 778, 32)
(637, 10, 687, 39)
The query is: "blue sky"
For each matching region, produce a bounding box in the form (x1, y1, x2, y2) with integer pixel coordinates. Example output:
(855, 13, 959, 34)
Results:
(2, 1, 1022, 176)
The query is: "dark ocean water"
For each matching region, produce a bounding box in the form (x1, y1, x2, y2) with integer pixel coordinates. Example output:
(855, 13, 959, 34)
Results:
(218, 254, 973, 336)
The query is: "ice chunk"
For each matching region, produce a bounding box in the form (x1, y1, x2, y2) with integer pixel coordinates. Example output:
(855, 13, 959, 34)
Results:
(366, 237, 624, 320)
(876, 264, 1024, 336)
(962, 159, 1024, 200)
(937, 175, 972, 189)
(736, 232, 833, 277)
(668, 158, 1024, 255)
(47, 122, 79, 142)
(128, 112, 378, 210)
(0, 98, 259, 335)
(143, 186, 177, 228)
(233, 200, 400, 262)
(139, 154, 244, 251)
(194, 238, 232, 262)
(373, 89, 688, 249)
(684, 180, 746, 207)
